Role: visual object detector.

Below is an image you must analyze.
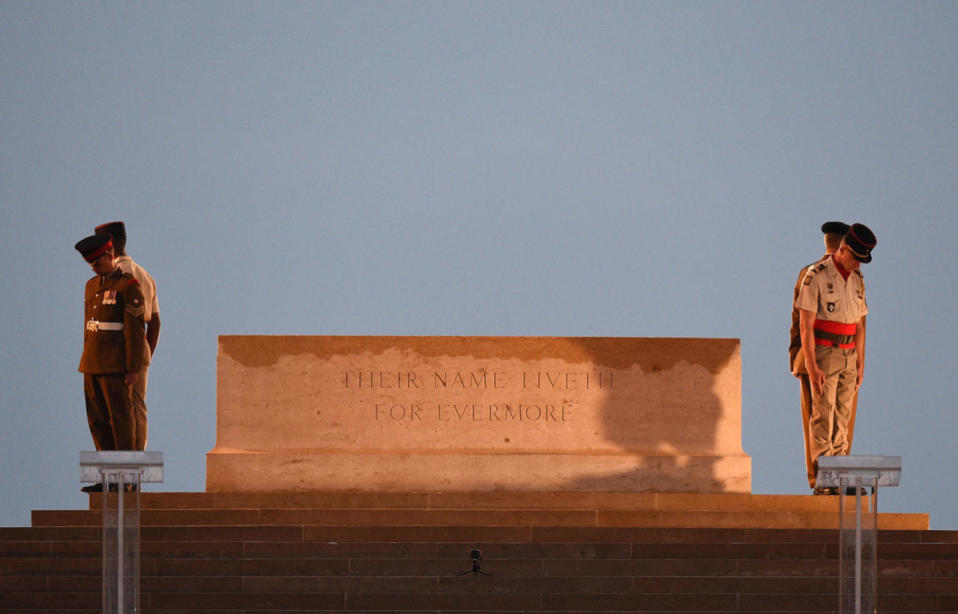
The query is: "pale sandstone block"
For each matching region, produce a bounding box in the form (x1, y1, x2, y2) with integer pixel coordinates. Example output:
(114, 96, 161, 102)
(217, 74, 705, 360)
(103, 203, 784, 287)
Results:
(207, 336, 750, 493)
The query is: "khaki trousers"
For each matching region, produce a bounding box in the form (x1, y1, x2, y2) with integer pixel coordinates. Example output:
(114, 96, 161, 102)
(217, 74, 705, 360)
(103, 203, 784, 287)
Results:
(83, 374, 136, 451)
(800, 371, 859, 489)
(132, 364, 149, 450)
(808, 346, 858, 480)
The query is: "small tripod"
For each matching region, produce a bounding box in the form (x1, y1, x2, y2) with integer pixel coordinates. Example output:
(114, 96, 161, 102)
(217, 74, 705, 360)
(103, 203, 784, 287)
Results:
(457, 548, 491, 577)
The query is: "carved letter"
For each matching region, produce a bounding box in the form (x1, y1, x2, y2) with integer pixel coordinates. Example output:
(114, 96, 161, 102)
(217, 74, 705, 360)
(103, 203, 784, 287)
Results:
(471, 371, 487, 388)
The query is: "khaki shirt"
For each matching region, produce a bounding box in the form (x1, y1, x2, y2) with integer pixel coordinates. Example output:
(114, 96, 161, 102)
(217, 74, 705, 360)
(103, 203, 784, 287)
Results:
(115, 255, 158, 322)
(78, 269, 150, 374)
(795, 256, 868, 325)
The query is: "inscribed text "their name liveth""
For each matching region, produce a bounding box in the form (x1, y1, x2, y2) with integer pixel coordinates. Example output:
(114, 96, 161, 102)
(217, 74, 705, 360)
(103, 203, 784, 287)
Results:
(343, 370, 615, 391)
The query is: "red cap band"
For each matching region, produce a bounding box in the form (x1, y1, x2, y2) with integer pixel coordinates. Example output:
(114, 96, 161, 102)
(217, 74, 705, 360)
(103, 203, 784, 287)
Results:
(84, 238, 113, 262)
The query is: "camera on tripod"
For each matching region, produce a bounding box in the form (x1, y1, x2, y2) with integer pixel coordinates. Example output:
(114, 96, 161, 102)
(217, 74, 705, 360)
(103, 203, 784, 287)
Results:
(457, 547, 491, 577)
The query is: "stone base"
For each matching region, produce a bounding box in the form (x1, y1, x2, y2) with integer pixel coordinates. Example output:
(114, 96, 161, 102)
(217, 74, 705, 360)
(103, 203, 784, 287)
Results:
(206, 450, 751, 494)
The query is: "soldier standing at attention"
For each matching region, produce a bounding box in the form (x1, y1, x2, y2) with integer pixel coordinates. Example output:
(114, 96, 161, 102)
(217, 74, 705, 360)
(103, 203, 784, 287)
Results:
(789, 221, 861, 492)
(95, 221, 160, 451)
(795, 223, 876, 495)
(74, 233, 150, 493)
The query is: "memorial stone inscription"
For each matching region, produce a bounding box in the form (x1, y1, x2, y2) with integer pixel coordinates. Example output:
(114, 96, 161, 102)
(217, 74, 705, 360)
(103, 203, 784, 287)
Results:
(348, 366, 611, 425)
(208, 336, 750, 493)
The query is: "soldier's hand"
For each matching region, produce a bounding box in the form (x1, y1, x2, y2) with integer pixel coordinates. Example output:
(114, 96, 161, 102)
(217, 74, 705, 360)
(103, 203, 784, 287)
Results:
(124, 372, 139, 387)
(809, 366, 825, 397)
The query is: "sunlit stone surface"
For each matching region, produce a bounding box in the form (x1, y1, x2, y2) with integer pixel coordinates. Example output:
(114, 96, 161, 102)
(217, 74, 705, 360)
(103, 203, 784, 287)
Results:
(207, 336, 750, 493)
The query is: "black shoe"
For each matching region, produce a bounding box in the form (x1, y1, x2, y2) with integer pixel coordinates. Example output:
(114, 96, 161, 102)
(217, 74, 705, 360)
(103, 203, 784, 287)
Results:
(843, 486, 867, 496)
(81, 483, 103, 493)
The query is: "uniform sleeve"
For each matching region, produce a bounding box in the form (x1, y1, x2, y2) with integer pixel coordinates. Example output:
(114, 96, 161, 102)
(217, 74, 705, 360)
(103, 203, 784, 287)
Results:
(794, 269, 819, 314)
(78, 280, 93, 373)
(149, 277, 159, 316)
(788, 268, 806, 369)
(859, 276, 868, 318)
(122, 280, 148, 372)
(133, 263, 159, 319)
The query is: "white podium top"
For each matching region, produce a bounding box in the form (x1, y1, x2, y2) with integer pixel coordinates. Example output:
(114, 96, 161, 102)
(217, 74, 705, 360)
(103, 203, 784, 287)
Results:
(79, 451, 164, 483)
(816, 454, 901, 488)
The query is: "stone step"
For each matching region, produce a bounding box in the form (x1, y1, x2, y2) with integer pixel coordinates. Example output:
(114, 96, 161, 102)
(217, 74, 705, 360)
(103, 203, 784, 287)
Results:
(5, 548, 958, 576)
(4, 567, 956, 609)
(84, 491, 883, 512)
(31, 507, 930, 531)
(31, 491, 928, 531)
(3, 582, 958, 612)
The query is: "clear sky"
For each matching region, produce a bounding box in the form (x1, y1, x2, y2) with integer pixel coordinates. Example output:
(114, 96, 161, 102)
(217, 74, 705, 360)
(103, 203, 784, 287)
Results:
(1, 2, 956, 528)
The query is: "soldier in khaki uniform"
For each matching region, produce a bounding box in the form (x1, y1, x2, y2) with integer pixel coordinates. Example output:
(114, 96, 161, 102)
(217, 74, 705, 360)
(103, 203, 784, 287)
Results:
(95, 221, 160, 450)
(789, 222, 862, 491)
(795, 223, 876, 494)
(74, 233, 150, 492)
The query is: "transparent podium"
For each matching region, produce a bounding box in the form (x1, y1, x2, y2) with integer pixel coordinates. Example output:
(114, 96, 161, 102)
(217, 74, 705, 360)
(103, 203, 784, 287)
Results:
(80, 451, 164, 614)
(816, 455, 902, 614)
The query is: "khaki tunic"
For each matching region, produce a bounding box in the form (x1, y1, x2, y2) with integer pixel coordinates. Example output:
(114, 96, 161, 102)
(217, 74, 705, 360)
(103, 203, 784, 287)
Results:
(78, 269, 149, 451)
(795, 257, 867, 325)
(78, 269, 150, 374)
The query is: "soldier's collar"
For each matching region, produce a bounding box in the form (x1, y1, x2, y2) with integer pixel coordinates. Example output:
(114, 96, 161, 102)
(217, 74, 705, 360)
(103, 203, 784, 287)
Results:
(100, 267, 123, 282)
(830, 254, 851, 281)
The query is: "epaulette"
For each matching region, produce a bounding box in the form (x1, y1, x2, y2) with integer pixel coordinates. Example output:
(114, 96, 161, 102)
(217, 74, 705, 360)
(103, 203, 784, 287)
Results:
(801, 262, 826, 285)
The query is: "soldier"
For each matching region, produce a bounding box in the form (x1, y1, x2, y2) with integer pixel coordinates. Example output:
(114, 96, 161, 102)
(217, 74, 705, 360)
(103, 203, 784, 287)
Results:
(795, 223, 876, 495)
(789, 221, 862, 492)
(74, 233, 150, 493)
(95, 221, 160, 450)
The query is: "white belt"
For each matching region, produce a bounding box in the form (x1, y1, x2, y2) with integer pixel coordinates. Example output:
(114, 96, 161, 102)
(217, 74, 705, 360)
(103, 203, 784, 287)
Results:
(86, 320, 124, 332)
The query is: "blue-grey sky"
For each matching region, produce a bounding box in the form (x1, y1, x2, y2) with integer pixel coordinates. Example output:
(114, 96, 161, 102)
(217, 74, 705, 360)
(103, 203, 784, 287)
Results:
(1, 2, 956, 528)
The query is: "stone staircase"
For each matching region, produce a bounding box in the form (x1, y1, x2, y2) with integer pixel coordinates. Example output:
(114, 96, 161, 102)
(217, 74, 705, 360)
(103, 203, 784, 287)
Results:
(1, 491, 955, 613)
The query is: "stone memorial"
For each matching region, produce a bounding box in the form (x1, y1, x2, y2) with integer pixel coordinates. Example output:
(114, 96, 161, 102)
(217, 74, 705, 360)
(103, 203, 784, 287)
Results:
(207, 336, 750, 493)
